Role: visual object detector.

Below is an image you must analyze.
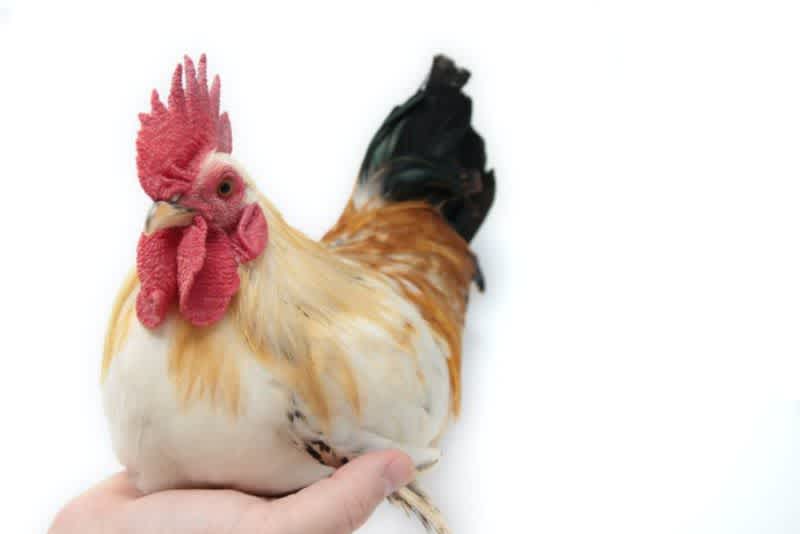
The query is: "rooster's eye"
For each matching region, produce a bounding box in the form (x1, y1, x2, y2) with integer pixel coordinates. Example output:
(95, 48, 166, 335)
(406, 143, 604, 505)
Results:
(217, 179, 233, 198)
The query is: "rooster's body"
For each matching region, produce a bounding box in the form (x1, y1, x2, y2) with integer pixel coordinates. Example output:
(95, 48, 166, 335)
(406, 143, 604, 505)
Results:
(102, 55, 494, 533)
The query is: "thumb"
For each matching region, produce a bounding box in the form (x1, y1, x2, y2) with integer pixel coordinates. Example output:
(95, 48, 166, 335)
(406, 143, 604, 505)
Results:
(266, 450, 415, 534)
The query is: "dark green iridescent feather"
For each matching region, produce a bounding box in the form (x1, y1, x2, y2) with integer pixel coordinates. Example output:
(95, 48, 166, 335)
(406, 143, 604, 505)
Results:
(358, 55, 495, 246)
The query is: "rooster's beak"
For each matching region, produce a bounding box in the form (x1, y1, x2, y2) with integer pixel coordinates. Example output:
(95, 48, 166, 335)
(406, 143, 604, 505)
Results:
(144, 201, 195, 235)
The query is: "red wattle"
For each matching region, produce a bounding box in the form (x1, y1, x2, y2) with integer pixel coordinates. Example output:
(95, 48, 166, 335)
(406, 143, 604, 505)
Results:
(176, 216, 209, 300)
(136, 288, 171, 329)
(135, 204, 267, 328)
(136, 229, 180, 328)
(177, 217, 240, 326)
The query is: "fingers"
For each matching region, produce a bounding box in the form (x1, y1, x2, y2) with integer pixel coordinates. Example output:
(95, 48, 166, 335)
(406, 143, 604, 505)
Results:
(48, 472, 142, 534)
(96, 472, 144, 501)
(52, 454, 414, 534)
(124, 487, 264, 534)
(258, 450, 415, 534)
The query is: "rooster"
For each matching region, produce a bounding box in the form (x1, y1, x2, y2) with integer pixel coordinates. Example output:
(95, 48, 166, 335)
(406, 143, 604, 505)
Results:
(102, 54, 494, 534)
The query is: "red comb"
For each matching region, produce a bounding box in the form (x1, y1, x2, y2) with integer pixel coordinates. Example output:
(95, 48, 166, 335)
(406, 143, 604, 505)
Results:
(136, 54, 232, 200)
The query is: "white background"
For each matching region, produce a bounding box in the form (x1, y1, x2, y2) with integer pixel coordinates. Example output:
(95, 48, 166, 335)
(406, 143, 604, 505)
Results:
(1, 1, 799, 532)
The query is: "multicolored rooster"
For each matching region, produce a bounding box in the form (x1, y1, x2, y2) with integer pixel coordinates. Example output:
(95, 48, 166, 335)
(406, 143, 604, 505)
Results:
(102, 54, 494, 533)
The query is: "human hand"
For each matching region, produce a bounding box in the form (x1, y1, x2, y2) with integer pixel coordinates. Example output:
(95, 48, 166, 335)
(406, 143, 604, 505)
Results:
(49, 450, 415, 534)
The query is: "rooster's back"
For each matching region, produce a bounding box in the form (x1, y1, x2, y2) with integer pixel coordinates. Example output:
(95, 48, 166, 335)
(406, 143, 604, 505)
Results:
(324, 54, 495, 414)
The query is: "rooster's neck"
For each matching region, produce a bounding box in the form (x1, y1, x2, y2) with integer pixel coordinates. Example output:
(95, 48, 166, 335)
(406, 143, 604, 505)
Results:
(232, 194, 387, 361)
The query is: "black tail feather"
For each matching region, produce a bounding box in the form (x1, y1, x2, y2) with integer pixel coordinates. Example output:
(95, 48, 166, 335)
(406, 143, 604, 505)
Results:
(359, 55, 495, 246)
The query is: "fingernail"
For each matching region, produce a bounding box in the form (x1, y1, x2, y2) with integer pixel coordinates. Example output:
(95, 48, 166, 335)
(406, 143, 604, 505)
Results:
(382, 455, 415, 497)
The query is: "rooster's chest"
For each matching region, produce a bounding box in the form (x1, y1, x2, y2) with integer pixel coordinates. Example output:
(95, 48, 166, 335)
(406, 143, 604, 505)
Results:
(102, 316, 333, 495)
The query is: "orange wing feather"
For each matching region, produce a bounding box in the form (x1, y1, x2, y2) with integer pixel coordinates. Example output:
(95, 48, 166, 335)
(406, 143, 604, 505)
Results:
(323, 200, 475, 414)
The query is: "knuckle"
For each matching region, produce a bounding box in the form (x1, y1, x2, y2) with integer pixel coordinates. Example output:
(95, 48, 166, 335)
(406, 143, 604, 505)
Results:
(49, 497, 94, 534)
(49, 497, 112, 534)
(48, 503, 80, 534)
(227, 499, 275, 534)
(337, 494, 372, 534)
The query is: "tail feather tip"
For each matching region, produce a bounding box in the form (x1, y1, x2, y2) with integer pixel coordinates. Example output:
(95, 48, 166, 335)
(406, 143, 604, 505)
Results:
(427, 54, 471, 90)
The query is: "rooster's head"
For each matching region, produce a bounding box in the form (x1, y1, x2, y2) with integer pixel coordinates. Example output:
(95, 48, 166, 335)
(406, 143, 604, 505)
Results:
(135, 55, 268, 329)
